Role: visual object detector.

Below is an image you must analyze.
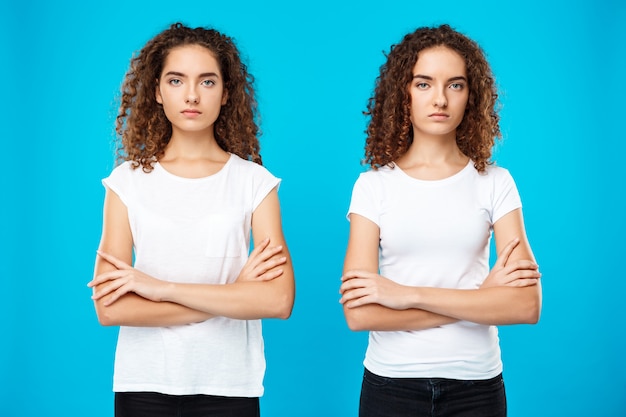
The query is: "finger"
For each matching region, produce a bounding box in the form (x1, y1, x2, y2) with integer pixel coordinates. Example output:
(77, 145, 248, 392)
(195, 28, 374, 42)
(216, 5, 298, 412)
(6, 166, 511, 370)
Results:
(248, 257, 280, 278)
(256, 268, 284, 282)
(257, 246, 284, 263)
(505, 278, 539, 288)
(511, 269, 542, 280)
(341, 270, 361, 281)
(102, 284, 133, 306)
(340, 286, 373, 303)
(88, 269, 128, 287)
(247, 244, 282, 269)
(253, 256, 287, 275)
(494, 237, 519, 268)
(339, 278, 369, 293)
(245, 241, 267, 265)
(250, 237, 270, 256)
(341, 270, 375, 281)
(97, 250, 132, 270)
(503, 259, 538, 271)
(344, 293, 375, 308)
(496, 269, 541, 286)
(91, 278, 127, 300)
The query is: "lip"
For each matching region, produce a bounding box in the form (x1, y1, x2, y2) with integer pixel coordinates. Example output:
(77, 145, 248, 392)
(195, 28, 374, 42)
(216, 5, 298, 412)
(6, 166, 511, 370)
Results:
(181, 109, 202, 117)
(428, 112, 450, 121)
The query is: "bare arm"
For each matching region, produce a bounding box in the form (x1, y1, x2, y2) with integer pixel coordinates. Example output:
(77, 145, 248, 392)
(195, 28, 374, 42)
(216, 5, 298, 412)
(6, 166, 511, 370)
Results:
(91, 188, 295, 321)
(404, 209, 541, 325)
(161, 188, 294, 319)
(340, 214, 457, 331)
(341, 209, 542, 327)
(92, 188, 213, 327)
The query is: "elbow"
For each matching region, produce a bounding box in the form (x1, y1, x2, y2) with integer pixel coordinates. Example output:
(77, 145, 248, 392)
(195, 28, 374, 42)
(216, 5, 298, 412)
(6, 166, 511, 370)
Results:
(344, 307, 369, 332)
(273, 302, 293, 320)
(519, 309, 540, 325)
(519, 295, 542, 325)
(94, 303, 122, 327)
(526, 285, 542, 324)
(96, 311, 118, 327)
(504, 285, 541, 325)
(526, 301, 542, 324)
(270, 291, 294, 320)
(346, 318, 368, 332)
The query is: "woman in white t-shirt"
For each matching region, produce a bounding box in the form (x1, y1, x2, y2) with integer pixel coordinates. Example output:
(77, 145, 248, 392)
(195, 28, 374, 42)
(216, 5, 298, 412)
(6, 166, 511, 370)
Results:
(89, 23, 294, 417)
(340, 24, 541, 417)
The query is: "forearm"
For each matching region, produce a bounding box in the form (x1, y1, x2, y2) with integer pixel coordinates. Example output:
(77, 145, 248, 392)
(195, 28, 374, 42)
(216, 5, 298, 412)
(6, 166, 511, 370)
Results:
(410, 283, 542, 325)
(163, 277, 295, 320)
(94, 293, 213, 327)
(343, 303, 457, 331)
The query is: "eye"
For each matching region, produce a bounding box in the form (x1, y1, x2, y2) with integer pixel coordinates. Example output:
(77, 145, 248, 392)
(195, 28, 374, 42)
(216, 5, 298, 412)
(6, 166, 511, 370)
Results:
(415, 82, 429, 89)
(201, 79, 216, 87)
(168, 79, 182, 86)
(449, 83, 465, 90)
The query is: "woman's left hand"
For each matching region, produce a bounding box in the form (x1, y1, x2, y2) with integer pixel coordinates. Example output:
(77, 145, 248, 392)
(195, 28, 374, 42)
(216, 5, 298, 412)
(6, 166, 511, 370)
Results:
(340, 270, 413, 310)
(88, 251, 169, 306)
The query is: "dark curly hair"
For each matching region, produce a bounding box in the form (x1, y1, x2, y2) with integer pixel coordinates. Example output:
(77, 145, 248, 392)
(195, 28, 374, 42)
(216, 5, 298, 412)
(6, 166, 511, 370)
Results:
(115, 22, 261, 171)
(364, 24, 500, 172)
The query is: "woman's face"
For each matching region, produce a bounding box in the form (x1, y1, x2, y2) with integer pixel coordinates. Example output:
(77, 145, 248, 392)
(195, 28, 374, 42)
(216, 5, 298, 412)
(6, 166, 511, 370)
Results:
(408, 46, 469, 140)
(156, 44, 228, 137)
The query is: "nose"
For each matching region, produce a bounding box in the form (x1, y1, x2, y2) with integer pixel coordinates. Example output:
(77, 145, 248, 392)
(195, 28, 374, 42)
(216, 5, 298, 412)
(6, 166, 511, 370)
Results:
(433, 88, 447, 108)
(186, 87, 199, 104)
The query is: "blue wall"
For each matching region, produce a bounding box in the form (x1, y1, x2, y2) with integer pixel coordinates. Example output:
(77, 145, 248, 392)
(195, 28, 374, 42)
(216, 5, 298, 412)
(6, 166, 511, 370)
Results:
(2, 0, 625, 415)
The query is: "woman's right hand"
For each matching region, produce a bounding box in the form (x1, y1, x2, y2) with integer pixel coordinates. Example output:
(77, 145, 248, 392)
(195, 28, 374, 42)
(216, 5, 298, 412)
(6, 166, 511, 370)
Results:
(236, 237, 287, 283)
(481, 237, 541, 288)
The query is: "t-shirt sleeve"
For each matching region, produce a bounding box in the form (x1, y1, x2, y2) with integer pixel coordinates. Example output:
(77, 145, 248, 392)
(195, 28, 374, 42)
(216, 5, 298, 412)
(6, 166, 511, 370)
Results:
(101, 162, 132, 208)
(252, 165, 281, 212)
(492, 168, 522, 224)
(347, 172, 380, 227)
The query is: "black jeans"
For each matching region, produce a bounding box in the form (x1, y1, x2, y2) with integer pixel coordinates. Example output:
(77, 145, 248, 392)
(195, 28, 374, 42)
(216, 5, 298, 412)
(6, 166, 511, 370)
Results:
(359, 368, 507, 417)
(114, 392, 260, 417)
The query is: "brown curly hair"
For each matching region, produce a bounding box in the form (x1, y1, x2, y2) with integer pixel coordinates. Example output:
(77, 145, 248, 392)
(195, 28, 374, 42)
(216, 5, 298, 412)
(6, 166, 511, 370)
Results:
(115, 22, 261, 171)
(364, 24, 500, 172)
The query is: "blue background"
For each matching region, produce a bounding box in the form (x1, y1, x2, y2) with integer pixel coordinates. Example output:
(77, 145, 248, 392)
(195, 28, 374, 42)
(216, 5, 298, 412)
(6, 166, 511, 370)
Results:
(2, 0, 625, 415)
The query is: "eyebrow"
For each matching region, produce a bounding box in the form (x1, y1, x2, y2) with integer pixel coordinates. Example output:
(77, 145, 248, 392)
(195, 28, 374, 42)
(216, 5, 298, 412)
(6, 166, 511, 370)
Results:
(163, 71, 220, 78)
(413, 74, 467, 82)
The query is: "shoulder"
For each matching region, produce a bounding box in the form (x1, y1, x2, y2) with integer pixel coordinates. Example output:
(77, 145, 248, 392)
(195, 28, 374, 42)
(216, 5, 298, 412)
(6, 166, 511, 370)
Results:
(227, 155, 280, 198)
(228, 154, 274, 177)
(356, 165, 394, 183)
(473, 163, 516, 185)
(484, 164, 512, 177)
(105, 161, 139, 182)
(351, 166, 396, 199)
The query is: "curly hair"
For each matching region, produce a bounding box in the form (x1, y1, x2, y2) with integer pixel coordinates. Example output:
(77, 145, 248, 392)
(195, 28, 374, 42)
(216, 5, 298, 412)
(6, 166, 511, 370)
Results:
(115, 22, 261, 171)
(364, 24, 500, 172)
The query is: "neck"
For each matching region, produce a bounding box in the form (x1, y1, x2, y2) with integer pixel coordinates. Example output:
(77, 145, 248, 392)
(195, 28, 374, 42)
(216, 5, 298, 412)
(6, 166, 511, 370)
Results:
(395, 132, 469, 180)
(164, 129, 227, 161)
(400, 132, 465, 166)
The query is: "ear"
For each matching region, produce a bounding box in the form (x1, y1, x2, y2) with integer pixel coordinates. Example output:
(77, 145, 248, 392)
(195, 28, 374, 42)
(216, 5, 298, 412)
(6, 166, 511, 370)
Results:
(221, 89, 228, 106)
(155, 79, 163, 104)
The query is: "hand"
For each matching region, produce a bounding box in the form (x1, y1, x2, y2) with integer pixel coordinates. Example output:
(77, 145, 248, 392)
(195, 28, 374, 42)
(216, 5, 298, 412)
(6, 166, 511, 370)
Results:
(481, 237, 541, 288)
(340, 270, 413, 310)
(89, 251, 169, 306)
(236, 237, 287, 283)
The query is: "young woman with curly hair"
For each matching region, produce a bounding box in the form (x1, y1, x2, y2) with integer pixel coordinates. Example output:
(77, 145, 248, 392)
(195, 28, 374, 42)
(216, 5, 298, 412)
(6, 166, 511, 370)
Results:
(89, 23, 294, 417)
(340, 24, 541, 417)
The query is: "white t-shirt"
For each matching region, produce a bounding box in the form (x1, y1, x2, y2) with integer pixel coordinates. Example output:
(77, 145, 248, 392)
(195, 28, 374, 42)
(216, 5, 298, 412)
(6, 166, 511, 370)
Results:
(102, 153, 280, 397)
(348, 161, 521, 380)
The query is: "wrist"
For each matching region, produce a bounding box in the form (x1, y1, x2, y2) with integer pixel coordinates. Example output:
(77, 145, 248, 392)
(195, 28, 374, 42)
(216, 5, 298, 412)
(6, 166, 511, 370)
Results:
(160, 282, 178, 303)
